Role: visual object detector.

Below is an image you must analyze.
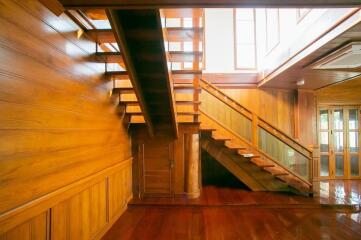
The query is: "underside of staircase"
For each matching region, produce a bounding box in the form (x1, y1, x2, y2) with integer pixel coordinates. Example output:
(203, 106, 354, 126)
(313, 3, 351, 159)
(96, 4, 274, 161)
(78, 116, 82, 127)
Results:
(199, 113, 313, 196)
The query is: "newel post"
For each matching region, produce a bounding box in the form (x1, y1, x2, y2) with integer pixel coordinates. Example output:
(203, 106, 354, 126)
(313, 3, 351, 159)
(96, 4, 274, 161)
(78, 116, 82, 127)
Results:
(251, 113, 259, 147)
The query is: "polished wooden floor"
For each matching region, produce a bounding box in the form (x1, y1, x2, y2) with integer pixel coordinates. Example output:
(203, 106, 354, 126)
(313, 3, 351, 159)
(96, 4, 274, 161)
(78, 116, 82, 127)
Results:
(103, 181, 361, 240)
(102, 207, 361, 240)
(129, 180, 361, 210)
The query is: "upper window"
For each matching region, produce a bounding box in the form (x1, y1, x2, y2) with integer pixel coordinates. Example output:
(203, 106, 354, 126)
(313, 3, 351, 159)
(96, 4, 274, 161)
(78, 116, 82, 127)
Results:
(234, 8, 257, 69)
(296, 8, 311, 23)
(265, 8, 280, 52)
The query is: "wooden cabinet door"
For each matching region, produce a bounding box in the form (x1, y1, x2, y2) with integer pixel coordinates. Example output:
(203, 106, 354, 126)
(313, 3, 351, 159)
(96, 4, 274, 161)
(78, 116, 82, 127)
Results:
(139, 139, 174, 196)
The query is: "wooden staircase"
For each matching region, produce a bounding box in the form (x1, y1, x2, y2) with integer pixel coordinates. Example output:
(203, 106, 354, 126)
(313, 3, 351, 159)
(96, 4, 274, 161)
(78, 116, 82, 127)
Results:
(200, 113, 313, 195)
(199, 79, 314, 196)
(73, 8, 313, 196)
(75, 8, 204, 126)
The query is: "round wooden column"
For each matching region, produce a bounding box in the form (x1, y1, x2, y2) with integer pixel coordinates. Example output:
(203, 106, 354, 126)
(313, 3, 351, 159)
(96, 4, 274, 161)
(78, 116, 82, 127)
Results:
(185, 133, 200, 199)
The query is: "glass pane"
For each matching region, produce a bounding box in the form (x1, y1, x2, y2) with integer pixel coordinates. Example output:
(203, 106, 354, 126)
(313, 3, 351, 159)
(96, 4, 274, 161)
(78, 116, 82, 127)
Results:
(183, 42, 193, 52)
(200, 91, 252, 142)
(320, 132, 329, 152)
(320, 155, 329, 177)
(266, 9, 279, 50)
(183, 18, 193, 28)
(236, 8, 254, 21)
(349, 109, 358, 130)
(236, 21, 255, 44)
(333, 109, 343, 130)
(166, 18, 181, 27)
(236, 44, 256, 69)
(258, 128, 309, 180)
(333, 132, 344, 152)
(320, 110, 328, 130)
(350, 132, 359, 153)
(183, 62, 193, 69)
(169, 42, 181, 51)
(335, 155, 344, 176)
(171, 62, 181, 70)
(351, 155, 359, 177)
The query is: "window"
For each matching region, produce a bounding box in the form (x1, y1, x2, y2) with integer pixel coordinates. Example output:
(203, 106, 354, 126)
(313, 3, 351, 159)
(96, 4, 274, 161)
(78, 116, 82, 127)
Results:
(183, 18, 193, 28)
(169, 42, 181, 51)
(171, 62, 182, 70)
(265, 8, 280, 52)
(183, 62, 193, 69)
(183, 42, 193, 52)
(166, 18, 181, 27)
(296, 8, 311, 23)
(234, 8, 257, 69)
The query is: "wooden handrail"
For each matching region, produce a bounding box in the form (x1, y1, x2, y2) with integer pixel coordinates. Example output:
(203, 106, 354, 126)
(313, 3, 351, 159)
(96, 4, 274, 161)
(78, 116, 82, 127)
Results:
(200, 78, 313, 159)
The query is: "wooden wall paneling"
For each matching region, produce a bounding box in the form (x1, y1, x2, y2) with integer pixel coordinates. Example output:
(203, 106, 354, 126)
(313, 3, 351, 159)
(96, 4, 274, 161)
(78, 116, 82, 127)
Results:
(316, 76, 361, 105)
(0, 1, 132, 239)
(222, 88, 296, 136)
(51, 180, 107, 240)
(296, 90, 317, 147)
(0, 211, 48, 240)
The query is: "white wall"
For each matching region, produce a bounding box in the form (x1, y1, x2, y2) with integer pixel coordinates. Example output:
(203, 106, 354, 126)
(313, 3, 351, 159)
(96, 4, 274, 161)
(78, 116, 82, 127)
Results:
(204, 8, 354, 74)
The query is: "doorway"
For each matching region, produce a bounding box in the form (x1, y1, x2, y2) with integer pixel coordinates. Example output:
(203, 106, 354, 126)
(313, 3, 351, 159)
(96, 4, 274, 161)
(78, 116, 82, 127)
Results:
(318, 106, 360, 179)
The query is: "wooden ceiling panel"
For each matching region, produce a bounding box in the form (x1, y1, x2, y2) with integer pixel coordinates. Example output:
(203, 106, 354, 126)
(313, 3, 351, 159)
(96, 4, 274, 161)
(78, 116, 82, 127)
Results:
(59, 0, 361, 8)
(259, 10, 361, 90)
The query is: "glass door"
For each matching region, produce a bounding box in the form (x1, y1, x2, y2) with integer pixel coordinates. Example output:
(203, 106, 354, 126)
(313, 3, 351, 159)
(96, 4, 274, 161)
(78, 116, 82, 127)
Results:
(318, 106, 361, 179)
(319, 109, 331, 178)
(348, 108, 360, 178)
(332, 109, 345, 178)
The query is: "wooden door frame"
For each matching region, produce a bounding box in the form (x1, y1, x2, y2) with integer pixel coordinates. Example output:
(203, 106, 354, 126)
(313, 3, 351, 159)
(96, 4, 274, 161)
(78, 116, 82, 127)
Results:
(316, 104, 361, 180)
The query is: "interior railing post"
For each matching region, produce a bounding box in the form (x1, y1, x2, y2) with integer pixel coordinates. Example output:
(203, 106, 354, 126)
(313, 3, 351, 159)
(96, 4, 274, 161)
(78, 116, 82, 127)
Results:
(252, 113, 258, 147)
(311, 145, 319, 187)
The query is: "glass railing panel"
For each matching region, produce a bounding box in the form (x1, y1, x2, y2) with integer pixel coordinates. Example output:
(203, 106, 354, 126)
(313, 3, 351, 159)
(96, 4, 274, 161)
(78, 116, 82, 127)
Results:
(200, 90, 252, 142)
(258, 127, 309, 180)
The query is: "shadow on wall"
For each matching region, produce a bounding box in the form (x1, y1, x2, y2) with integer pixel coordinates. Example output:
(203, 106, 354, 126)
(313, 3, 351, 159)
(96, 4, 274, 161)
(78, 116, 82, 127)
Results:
(201, 150, 251, 190)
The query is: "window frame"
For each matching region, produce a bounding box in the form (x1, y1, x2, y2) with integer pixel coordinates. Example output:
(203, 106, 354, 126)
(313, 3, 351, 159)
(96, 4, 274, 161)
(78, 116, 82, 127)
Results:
(265, 8, 280, 54)
(233, 8, 257, 71)
(296, 8, 311, 24)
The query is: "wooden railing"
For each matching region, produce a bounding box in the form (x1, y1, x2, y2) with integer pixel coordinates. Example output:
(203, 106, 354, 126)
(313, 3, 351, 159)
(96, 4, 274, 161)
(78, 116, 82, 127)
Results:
(200, 78, 313, 185)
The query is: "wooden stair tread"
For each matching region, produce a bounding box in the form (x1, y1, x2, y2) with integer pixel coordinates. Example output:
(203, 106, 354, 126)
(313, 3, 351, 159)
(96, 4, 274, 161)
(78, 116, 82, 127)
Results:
(178, 112, 200, 116)
(172, 70, 202, 74)
(238, 151, 260, 158)
(174, 85, 202, 90)
(225, 143, 247, 150)
(122, 100, 201, 105)
(211, 134, 231, 141)
(250, 158, 275, 168)
(199, 126, 216, 132)
(176, 101, 201, 105)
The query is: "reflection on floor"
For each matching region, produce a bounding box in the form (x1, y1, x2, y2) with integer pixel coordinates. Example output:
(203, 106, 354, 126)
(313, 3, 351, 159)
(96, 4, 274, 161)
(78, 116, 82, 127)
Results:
(130, 180, 361, 211)
(102, 207, 361, 240)
(314, 180, 361, 205)
(103, 180, 361, 240)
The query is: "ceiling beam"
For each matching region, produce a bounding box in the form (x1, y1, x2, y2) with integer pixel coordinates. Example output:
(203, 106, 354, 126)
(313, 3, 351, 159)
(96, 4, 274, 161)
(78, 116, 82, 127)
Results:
(39, 0, 64, 16)
(59, 0, 361, 9)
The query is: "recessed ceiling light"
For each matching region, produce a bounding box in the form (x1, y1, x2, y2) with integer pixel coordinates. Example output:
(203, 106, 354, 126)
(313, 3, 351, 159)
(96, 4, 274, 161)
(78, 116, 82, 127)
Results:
(297, 79, 305, 86)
